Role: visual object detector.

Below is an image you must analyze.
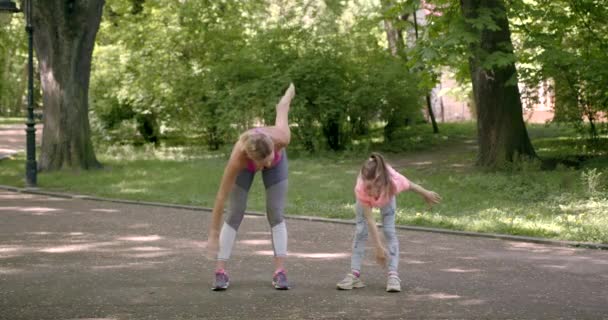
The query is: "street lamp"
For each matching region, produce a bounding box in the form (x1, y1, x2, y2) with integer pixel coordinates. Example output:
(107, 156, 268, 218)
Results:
(0, 0, 37, 187)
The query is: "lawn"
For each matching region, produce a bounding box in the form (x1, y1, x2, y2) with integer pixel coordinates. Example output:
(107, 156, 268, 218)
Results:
(1, 122, 607, 243)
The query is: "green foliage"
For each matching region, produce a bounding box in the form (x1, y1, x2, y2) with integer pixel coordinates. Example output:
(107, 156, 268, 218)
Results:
(509, 0, 608, 136)
(86, 0, 424, 152)
(0, 16, 27, 117)
(581, 168, 604, 197)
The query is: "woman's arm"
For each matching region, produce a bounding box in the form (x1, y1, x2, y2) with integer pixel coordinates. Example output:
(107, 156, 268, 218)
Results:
(362, 205, 387, 267)
(207, 145, 244, 255)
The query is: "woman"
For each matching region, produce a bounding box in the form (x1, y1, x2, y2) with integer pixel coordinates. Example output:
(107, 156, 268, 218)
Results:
(207, 83, 295, 291)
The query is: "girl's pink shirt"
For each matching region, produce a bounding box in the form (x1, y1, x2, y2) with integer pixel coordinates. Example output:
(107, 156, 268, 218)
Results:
(354, 164, 411, 208)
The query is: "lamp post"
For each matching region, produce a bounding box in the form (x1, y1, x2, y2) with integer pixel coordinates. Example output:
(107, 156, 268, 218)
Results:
(0, 0, 37, 187)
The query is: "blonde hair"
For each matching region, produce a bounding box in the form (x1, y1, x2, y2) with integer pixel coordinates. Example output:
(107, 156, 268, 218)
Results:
(239, 129, 274, 161)
(360, 152, 394, 196)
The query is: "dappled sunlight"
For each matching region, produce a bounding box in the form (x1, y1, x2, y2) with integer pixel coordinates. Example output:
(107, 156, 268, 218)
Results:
(240, 239, 271, 246)
(340, 203, 355, 210)
(540, 264, 567, 269)
(505, 242, 578, 254)
(40, 197, 69, 202)
(441, 268, 482, 273)
(0, 206, 61, 215)
(457, 256, 479, 260)
(174, 240, 207, 249)
(506, 242, 552, 253)
(403, 259, 429, 264)
(406, 240, 425, 244)
(0, 267, 23, 275)
(432, 246, 453, 251)
(0, 193, 35, 200)
(116, 187, 149, 194)
(117, 235, 163, 242)
(449, 163, 467, 168)
(92, 261, 164, 271)
(254, 250, 349, 259)
(0, 147, 18, 154)
(100, 144, 225, 161)
(557, 199, 608, 213)
(246, 231, 271, 236)
(122, 252, 173, 258)
(458, 299, 486, 306)
(39, 242, 117, 253)
(406, 292, 461, 301)
(130, 246, 166, 252)
(411, 161, 433, 166)
(91, 209, 120, 213)
(291, 171, 304, 175)
(0, 245, 23, 253)
(18, 207, 61, 213)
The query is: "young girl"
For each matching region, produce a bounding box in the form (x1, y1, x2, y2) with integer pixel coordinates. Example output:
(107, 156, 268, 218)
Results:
(337, 152, 441, 292)
(206, 83, 295, 291)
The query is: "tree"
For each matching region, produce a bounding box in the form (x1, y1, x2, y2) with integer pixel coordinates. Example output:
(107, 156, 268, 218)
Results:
(509, 0, 608, 138)
(460, 0, 536, 166)
(0, 15, 27, 116)
(380, 0, 440, 135)
(34, 0, 104, 170)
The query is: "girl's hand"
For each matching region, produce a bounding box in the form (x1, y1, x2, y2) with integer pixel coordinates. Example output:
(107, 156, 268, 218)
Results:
(375, 246, 388, 268)
(423, 191, 442, 207)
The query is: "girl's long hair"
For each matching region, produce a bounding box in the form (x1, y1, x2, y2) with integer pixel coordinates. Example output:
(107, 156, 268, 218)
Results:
(360, 152, 394, 196)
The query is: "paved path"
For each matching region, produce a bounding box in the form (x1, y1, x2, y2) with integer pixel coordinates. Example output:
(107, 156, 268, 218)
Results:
(0, 190, 607, 319)
(0, 124, 41, 159)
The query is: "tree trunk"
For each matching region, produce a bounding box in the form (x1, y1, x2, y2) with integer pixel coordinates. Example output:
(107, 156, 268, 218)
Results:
(413, 7, 439, 134)
(380, 0, 405, 56)
(425, 94, 439, 133)
(33, 0, 104, 171)
(460, 0, 536, 167)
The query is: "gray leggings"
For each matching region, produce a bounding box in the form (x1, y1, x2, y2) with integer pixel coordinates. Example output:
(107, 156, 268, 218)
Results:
(217, 150, 288, 261)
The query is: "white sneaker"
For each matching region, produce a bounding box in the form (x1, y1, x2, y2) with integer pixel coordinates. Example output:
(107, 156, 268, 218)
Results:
(337, 273, 365, 290)
(386, 274, 401, 292)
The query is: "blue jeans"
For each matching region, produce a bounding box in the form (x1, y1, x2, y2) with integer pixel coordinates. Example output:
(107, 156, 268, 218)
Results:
(351, 197, 399, 273)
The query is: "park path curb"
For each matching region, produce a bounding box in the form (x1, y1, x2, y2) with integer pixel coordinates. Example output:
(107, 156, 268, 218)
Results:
(1, 184, 606, 251)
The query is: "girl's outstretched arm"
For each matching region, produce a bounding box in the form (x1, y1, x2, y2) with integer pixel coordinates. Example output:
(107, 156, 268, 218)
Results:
(409, 182, 442, 207)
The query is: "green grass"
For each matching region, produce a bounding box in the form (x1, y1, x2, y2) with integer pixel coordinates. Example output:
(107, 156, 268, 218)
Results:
(1, 122, 607, 243)
(0, 117, 26, 125)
